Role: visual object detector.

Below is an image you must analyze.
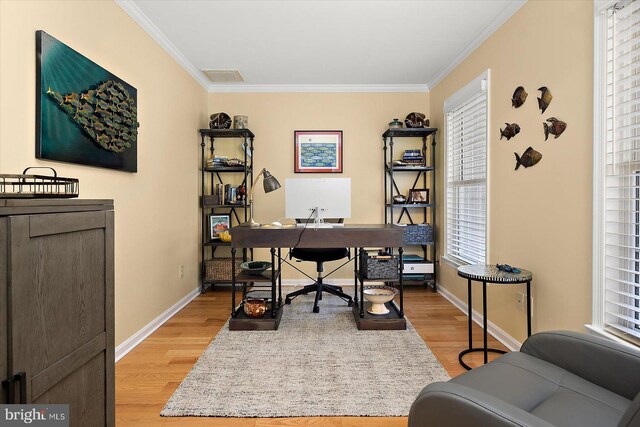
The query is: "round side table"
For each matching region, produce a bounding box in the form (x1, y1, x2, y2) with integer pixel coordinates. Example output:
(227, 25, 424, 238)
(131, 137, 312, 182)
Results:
(457, 264, 532, 370)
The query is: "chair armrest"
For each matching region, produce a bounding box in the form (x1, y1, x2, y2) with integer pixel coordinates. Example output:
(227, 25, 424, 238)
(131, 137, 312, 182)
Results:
(520, 331, 640, 400)
(409, 382, 555, 427)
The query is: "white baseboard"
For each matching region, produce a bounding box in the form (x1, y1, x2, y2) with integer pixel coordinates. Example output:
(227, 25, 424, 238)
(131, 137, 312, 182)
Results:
(437, 284, 522, 352)
(115, 286, 200, 362)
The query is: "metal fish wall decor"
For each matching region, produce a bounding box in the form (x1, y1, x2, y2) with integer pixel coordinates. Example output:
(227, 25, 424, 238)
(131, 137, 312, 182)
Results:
(537, 86, 552, 114)
(543, 117, 567, 141)
(500, 123, 521, 141)
(48, 80, 139, 153)
(514, 147, 542, 170)
(512, 86, 528, 108)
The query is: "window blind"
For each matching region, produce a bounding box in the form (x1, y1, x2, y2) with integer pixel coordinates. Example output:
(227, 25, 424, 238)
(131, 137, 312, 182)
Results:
(445, 85, 487, 265)
(604, 0, 640, 341)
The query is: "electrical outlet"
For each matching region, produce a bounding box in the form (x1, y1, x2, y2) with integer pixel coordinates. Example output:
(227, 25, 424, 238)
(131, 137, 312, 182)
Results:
(178, 264, 184, 279)
(517, 292, 534, 318)
(516, 292, 523, 311)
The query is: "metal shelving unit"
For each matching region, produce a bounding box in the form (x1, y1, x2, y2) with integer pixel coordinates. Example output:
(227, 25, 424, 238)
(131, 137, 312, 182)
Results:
(199, 128, 255, 293)
(383, 127, 437, 290)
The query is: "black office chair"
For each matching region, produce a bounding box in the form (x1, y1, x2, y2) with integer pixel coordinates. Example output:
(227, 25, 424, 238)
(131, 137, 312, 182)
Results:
(284, 219, 353, 313)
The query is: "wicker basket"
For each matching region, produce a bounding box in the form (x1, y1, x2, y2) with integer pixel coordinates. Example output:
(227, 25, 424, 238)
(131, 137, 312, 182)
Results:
(205, 258, 242, 282)
(360, 252, 399, 280)
(402, 224, 433, 246)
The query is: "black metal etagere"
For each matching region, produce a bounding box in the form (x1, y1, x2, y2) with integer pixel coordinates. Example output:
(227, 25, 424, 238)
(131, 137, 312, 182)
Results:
(199, 128, 254, 293)
(383, 128, 437, 290)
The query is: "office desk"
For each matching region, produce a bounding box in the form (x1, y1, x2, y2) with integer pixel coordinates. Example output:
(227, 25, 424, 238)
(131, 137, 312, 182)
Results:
(230, 224, 404, 330)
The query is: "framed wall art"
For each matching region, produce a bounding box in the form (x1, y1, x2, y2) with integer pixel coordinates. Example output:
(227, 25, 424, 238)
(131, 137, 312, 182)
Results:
(208, 214, 230, 240)
(36, 30, 139, 172)
(294, 130, 343, 173)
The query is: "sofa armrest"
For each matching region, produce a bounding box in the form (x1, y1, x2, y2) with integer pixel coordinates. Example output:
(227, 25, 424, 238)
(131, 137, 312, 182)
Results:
(520, 331, 640, 400)
(408, 382, 555, 427)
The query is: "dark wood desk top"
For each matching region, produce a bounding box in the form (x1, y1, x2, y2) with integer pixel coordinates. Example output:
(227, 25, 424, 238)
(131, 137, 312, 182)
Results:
(231, 223, 403, 248)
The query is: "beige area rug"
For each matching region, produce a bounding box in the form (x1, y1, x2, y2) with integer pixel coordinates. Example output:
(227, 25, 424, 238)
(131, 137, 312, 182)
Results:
(161, 290, 450, 418)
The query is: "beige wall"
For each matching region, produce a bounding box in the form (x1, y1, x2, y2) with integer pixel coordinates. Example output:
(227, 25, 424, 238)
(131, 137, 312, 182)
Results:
(430, 0, 594, 343)
(0, 0, 208, 346)
(208, 92, 429, 278)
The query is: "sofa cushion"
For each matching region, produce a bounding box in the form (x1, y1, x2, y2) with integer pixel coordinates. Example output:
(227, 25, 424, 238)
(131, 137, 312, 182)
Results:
(451, 352, 630, 427)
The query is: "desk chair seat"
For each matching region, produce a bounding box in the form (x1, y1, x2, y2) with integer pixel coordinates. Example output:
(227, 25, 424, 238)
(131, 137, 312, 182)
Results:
(285, 247, 352, 313)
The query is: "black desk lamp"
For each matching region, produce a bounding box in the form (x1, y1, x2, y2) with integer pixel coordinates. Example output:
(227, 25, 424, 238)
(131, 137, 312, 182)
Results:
(249, 168, 281, 226)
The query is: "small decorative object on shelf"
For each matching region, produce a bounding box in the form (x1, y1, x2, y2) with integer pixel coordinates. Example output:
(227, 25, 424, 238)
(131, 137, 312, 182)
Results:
(514, 147, 542, 170)
(543, 117, 566, 141)
(408, 189, 429, 204)
(405, 112, 429, 128)
(209, 112, 232, 129)
(388, 118, 403, 129)
(0, 167, 79, 199)
(511, 86, 528, 108)
(208, 214, 230, 240)
(240, 261, 272, 276)
(496, 263, 521, 274)
(233, 115, 248, 129)
(219, 230, 232, 243)
(363, 285, 398, 315)
(243, 298, 267, 318)
(500, 123, 520, 141)
(537, 86, 552, 114)
(393, 194, 407, 204)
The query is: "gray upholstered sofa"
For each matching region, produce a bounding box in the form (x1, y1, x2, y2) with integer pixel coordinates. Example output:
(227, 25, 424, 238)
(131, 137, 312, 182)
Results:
(409, 331, 640, 427)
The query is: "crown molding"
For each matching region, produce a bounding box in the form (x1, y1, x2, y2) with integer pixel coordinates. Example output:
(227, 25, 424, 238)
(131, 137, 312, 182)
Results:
(208, 84, 429, 93)
(115, 0, 210, 90)
(427, 0, 527, 90)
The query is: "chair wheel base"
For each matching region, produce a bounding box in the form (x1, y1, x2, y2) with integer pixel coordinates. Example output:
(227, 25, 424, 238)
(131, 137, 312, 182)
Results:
(285, 298, 292, 305)
(313, 306, 320, 313)
(347, 300, 353, 307)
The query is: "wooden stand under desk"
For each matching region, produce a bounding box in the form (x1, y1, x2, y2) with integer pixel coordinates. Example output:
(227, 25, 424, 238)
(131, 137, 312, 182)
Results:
(231, 223, 405, 331)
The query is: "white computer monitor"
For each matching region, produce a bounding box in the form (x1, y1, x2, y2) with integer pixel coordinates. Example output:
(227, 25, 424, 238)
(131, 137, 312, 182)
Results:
(285, 178, 351, 221)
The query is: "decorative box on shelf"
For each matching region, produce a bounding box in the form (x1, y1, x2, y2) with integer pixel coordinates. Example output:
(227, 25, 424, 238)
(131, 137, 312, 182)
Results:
(396, 223, 433, 246)
(360, 251, 399, 280)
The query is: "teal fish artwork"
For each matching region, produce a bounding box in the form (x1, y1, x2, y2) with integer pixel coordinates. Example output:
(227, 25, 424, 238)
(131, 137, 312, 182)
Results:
(48, 80, 140, 153)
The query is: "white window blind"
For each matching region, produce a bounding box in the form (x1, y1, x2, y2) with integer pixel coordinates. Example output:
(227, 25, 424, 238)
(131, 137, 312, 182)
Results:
(603, 0, 640, 342)
(445, 73, 488, 265)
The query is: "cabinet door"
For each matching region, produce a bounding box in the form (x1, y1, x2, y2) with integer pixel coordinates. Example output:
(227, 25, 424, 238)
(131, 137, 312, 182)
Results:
(8, 211, 114, 426)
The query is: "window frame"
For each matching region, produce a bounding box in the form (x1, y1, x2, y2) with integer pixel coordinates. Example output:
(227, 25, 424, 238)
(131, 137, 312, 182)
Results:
(443, 69, 490, 268)
(590, 0, 640, 349)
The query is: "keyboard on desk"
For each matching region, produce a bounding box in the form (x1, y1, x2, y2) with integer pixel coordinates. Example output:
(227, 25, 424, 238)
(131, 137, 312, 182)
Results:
(295, 223, 345, 228)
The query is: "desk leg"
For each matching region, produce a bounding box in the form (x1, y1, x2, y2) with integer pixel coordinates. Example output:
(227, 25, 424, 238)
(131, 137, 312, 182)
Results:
(359, 248, 365, 318)
(231, 248, 237, 319)
(278, 248, 283, 307)
(271, 248, 276, 318)
(482, 280, 488, 364)
(467, 278, 472, 350)
(398, 247, 404, 318)
(353, 247, 359, 306)
(526, 280, 532, 337)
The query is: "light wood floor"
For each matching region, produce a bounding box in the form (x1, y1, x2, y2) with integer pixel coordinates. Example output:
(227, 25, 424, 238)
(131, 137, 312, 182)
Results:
(116, 287, 508, 426)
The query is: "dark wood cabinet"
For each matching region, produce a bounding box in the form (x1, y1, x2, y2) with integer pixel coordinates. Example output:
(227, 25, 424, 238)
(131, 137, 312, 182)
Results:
(0, 199, 114, 426)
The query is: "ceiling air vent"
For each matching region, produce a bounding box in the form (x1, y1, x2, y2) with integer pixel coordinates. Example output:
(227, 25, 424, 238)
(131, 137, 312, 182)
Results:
(202, 69, 244, 83)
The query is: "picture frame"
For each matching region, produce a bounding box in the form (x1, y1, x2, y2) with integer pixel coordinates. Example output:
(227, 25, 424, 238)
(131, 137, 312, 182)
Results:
(408, 189, 429, 204)
(36, 30, 138, 172)
(294, 130, 343, 173)
(208, 214, 230, 240)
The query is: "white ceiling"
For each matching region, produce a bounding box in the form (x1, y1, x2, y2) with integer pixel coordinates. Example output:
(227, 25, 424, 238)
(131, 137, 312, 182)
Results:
(119, 0, 526, 92)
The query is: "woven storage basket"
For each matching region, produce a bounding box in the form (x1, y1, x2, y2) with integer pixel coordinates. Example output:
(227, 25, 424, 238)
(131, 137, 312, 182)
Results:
(360, 252, 399, 280)
(205, 258, 242, 282)
(402, 224, 433, 245)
